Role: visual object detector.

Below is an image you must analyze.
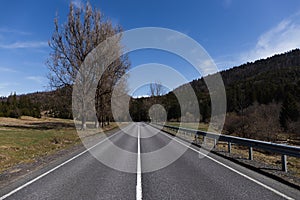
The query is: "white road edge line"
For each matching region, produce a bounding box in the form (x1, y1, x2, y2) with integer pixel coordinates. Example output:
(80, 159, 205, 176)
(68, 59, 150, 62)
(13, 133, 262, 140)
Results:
(161, 131, 294, 200)
(0, 130, 121, 200)
(136, 124, 142, 200)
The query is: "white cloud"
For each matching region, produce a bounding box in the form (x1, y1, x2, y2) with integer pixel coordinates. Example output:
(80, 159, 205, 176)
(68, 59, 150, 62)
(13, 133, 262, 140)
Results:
(26, 76, 47, 84)
(214, 56, 238, 70)
(215, 13, 300, 70)
(0, 41, 48, 49)
(0, 28, 31, 35)
(0, 28, 30, 43)
(241, 13, 300, 63)
(0, 67, 17, 73)
(0, 82, 19, 97)
(0, 83, 11, 89)
(196, 58, 218, 76)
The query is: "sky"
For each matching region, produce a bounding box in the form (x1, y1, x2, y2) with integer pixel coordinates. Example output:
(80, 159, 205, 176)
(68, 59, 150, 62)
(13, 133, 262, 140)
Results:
(1, 0, 300, 97)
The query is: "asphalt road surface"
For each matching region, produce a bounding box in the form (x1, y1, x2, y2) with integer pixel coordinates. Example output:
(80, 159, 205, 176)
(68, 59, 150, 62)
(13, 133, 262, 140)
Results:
(0, 123, 299, 200)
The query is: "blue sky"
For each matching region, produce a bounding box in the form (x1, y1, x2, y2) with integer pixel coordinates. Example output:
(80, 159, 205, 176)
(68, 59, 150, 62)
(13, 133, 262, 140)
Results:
(1, 0, 300, 97)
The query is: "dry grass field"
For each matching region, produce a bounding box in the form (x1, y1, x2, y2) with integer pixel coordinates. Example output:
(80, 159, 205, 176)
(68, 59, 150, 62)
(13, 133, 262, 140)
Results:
(166, 122, 209, 131)
(0, 116, 117, 173)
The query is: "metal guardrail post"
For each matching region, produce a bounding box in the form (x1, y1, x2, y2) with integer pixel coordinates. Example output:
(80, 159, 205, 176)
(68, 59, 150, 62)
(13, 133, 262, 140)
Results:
(228, 142, 232, 153)
(281, 155, 287, 172)
(214, 138, 217, 148)
(249, 147, 253, 160)
(203, 136, 206, 145)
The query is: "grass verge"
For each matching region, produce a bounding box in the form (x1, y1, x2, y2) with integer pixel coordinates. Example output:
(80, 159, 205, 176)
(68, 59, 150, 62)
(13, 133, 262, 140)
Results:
(165, 122, 208, 131)
(0, 116, 118, 174)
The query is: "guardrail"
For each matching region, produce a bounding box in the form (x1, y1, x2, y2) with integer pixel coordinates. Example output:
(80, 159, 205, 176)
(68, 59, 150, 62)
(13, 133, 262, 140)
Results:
(153, 123, 300, 172)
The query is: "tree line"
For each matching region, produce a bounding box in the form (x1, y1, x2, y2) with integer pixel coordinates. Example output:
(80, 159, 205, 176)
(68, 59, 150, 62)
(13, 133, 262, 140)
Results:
(0, 93, 41, 118)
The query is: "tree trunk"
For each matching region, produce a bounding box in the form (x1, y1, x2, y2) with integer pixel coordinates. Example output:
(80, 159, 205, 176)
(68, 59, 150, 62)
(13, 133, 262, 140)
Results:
(95, 118, 99, 128)
(81, 115, 87, 130)
(107, 117, 110, 125)
(101, 116, 104, 127)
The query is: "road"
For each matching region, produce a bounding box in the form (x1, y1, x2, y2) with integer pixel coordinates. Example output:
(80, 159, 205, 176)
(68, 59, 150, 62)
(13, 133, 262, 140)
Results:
(0, 123, 299, 200)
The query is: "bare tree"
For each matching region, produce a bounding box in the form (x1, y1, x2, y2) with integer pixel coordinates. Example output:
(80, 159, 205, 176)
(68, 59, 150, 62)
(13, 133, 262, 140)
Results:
(111, 76, 130, 122)
(149, 82, 165, 122)
(47, 2, 129, 129)
(150, 82, 164, 97)
(95, 53, 129, 127)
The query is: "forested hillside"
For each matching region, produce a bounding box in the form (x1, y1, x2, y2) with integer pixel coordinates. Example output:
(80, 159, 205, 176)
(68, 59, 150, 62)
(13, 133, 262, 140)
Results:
(131, 49, 300, 142)
(187, 49, 300, 112)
